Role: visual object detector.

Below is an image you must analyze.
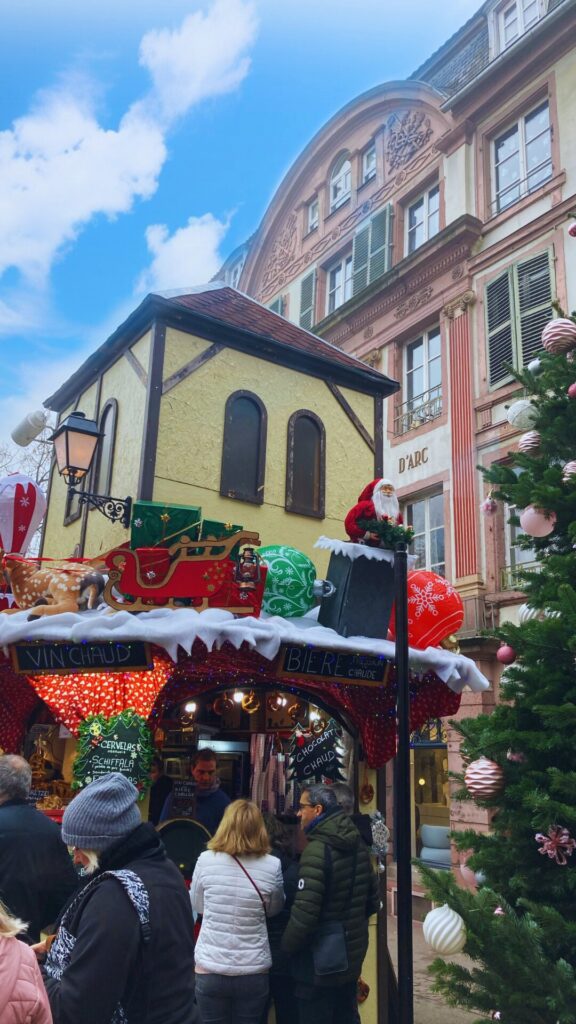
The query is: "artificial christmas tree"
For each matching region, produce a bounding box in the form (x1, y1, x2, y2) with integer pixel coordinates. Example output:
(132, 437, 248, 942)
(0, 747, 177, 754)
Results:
(420, 304, 576, 1024)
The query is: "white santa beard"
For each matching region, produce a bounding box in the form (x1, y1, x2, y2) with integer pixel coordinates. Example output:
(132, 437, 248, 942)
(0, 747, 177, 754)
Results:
(373, 487, 400, 520)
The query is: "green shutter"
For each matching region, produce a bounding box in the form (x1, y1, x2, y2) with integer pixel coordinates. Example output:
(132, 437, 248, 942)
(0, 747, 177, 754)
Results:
(514, 252, 552, 366)
(369, 205, 392, 283)
(486, 271, 514, 387)
(299, 272, 316, 330)
(352, 226, 370, 296)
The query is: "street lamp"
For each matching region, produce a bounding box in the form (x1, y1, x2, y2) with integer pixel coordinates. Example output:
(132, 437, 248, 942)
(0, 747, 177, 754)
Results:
(51, 411, 132, 528)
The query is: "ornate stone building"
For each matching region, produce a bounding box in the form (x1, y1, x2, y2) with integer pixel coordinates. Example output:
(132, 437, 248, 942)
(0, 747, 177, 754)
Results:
(221, 0, 576, 856)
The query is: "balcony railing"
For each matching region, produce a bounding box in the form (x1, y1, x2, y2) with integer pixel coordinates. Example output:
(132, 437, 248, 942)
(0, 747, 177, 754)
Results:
(500, 560, 539, 591)
(394, 387, 442, 436)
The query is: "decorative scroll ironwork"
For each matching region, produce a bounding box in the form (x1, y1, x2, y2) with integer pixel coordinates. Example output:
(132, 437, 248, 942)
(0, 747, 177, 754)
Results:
(500, 560, 539, 592)
(73, 489, 132, 528)
(411, 718, 448, 746)
(393, 387, 443, 436)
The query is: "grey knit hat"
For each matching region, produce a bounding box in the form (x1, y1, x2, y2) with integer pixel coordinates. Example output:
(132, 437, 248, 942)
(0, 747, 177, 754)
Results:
(62, 772, 141, 851)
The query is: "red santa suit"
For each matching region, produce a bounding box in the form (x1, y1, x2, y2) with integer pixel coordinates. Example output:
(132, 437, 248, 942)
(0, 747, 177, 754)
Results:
(344, 478, 403, 543)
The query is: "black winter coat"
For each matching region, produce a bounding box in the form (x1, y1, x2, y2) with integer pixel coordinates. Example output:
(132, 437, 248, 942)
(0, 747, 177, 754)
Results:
(281, 809, 380, 987)
(0, 799, 79, 943)
(42, 823, 197, 1024)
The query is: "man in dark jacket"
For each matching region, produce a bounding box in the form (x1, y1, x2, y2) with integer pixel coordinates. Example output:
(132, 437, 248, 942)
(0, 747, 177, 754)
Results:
(281, 783, 380, 1024)
(159, 747, 230, 835)
(41, 771, 197, 1024)
(0, 754, 78, 943)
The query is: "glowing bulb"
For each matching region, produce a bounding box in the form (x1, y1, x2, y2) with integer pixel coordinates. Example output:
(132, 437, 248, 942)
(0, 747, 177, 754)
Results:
(233, 690, 244, 704)
(184, 701, 197, 715)
(418, 777, 426, 786)
(280, 696, 288, 707)
(309, 709, 320, 722)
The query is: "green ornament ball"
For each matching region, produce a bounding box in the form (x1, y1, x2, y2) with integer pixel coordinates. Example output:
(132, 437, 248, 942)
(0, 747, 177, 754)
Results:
(257, 545, 317, 618)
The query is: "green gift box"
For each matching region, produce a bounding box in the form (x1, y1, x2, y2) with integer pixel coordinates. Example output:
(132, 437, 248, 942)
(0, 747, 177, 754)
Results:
(130, 501, 202, 550)
(200, 519, 244, 559)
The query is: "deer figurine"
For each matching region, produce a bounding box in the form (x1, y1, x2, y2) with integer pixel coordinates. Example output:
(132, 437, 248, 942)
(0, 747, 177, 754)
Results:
(1, 551, 105, 619)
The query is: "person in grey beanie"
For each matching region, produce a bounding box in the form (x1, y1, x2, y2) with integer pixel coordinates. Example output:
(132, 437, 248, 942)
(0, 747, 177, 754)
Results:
(40, 772, 197, 1024)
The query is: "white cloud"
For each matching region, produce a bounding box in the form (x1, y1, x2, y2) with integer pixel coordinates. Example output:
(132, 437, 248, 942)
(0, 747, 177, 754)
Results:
(0, 0, 258, 317)
(0, 347, 93, 448)
(139, 0, 257, 122)
(137, 213, 230, 294)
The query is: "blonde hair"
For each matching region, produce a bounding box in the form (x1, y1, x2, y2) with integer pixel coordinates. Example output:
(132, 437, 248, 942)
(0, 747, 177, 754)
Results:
(208, 799, 271, 857)
(0, 899, 27, 938)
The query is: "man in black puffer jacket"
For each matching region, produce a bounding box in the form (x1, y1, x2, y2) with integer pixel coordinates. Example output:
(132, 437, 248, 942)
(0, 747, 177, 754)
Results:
(281, 783, 380, 1024)
(41, 772, 197, 1024)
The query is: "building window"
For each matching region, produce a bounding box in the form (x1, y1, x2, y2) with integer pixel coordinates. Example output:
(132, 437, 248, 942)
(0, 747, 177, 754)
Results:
(326, 253, 353, 314)
(486, 250, 552, 388)
(330, 154, 352, 212)
(406, 185, 440, 254)
(394, 327, 442, 435)
(64, 478, 84, 526)
(501, 469, 538, 588)
(268, 296, 285, 316)
(492, 101, 552, 214)
(362, 145, 376, 184)
(499, 0, 541, 49)
(352, 205, 393, 295)
(220, 391, 267, 504)
(299, 271, 316, 330)
(286, 411, 325, 518)
(405, 492, 445, 576)
(91, 399, 118, 501)
(307, 199, 319, 233)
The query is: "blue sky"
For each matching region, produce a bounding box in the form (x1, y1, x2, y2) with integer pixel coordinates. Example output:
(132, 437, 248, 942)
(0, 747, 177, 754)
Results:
(0, 0, 481, 441)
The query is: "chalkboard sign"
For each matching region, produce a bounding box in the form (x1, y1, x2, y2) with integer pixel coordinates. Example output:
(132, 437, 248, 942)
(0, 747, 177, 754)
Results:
(73, 711, 153, 794)
(288, 720, 346, 784)
(12, 641, 152, 675)
(28, 787, 50, 806)
(276, 645, 388, 687)
(170, 780, 198, 819)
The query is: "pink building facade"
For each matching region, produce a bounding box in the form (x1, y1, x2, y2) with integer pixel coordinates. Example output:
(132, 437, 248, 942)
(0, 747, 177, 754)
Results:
(222, 0, 576, 859)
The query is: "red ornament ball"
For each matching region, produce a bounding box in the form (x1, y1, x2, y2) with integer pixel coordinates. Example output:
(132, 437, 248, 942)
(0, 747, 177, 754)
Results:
(568, 383, 576, 400)
(497, 644, 517, 665)
(388, 570, 464, 650)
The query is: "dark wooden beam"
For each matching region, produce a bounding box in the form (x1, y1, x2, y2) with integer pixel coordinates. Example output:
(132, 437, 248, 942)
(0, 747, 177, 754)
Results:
(162, 342, 225, 395)
(125, 348, 148, 388)
(326, 381, 375, 453)
(138, 322, 166, 500)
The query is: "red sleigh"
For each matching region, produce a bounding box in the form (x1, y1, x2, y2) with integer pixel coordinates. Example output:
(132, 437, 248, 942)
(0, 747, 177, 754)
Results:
(103, 531, 267, 615)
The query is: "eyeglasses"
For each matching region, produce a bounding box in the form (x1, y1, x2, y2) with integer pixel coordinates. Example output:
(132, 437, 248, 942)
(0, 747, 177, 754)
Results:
(298, 802, 313, 809)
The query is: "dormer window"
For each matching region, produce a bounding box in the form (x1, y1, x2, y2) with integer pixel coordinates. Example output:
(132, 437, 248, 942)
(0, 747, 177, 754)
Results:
(330, 155, 352, 212)
(307, 198, 319, 233)
(362, 145, 376, 184)
(499, 0, 541, 49)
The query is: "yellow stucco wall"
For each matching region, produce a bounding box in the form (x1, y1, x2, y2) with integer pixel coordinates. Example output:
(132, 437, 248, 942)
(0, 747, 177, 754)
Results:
(153, 326, 377, 574)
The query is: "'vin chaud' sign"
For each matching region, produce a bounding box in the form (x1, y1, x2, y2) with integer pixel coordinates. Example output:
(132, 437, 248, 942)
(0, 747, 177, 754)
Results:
(11, 641, 152, 674)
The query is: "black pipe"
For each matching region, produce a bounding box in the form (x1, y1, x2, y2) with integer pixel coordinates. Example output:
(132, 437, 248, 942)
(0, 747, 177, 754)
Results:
(394, 543, 414, 1024)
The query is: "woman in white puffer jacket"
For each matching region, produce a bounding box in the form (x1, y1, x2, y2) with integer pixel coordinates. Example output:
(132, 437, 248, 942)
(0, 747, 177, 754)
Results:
(190, 799, 284, 1024)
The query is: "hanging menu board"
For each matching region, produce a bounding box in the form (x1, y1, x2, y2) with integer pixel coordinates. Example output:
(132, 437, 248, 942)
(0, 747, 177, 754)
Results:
(73, 712, 153, 792)
(288, 719, 346, 784)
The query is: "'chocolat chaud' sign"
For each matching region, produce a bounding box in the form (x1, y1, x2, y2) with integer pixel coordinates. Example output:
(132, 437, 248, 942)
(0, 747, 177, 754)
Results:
(289, 719, 346, 784)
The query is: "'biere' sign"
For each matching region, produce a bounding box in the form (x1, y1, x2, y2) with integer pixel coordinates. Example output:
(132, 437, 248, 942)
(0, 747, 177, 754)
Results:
(276, 644, 389, 687)
(11, 641, 152, 674)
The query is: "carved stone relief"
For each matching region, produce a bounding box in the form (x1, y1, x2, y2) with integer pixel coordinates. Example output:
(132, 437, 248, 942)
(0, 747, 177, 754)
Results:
(260, 213, 297, 293)
(386, 110, 433, 172)
(393, 286, 434, 320)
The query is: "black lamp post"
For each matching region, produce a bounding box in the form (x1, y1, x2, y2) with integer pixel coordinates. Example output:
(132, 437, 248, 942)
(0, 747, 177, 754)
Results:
(394, 542, 414, 1024)
(51, 411, 132, 529)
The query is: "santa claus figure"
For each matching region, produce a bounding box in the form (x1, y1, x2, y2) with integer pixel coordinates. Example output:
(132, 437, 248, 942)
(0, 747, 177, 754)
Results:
(344, 478, 403, 544)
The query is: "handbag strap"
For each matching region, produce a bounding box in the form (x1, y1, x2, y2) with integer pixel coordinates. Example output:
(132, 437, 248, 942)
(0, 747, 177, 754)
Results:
(231, 855, 266, 910)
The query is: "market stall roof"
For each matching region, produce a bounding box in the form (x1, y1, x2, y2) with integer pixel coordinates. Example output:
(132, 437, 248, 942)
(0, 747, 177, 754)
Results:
(0, 605, 488, 695)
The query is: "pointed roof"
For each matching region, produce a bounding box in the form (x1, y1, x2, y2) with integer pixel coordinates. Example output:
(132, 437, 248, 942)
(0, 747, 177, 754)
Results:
(45, 283, 398, 411)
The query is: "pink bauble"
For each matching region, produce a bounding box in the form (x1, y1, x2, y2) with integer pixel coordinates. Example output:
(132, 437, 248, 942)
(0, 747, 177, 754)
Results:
(464, 757, 505, 800)
(480, 496, 498, 516)
(562, 460, 576, 482)
(519, 505, 557, 537)
(568, 382, 576, 399)
(518, 430, 541, 454)
(459, 861, 477, 888)
(541, 318, 576, 355)
(568, 221, 576, 238)
(507, 749, 526, 763)
(497, 644, 516, 664)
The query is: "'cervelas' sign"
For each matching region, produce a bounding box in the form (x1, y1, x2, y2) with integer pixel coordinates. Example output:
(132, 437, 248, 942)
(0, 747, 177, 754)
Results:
(11, 641, 153, 675)
(276, 645, 390, 687)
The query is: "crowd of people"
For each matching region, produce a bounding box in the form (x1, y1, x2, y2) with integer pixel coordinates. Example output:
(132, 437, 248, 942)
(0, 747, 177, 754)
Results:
(0, 751, 382, 1024)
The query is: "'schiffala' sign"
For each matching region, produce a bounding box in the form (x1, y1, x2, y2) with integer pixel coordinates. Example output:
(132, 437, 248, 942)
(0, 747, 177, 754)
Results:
(73, 711, 153, 793)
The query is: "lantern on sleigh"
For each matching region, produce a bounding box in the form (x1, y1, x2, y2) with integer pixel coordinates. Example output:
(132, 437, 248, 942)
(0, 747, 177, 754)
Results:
(388, 570, 464, 650)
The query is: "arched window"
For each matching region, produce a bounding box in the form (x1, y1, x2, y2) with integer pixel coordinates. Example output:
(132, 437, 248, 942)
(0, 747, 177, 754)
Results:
(286, 411, 325, 517)
(220, 391, 267, 504)
(330, 154, 352, 211)
(92, 399, 118, 499)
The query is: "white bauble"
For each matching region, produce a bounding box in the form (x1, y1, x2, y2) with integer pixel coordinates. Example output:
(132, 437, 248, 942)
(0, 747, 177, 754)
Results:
(506, 399, 538, 431)
(518, 603, 541, 624)
(423, 904, 466, 955)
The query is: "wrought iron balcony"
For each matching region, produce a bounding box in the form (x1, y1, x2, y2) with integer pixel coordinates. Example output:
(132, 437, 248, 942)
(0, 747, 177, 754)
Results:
(393, 387, 442, 436)
(500, 560, 539, 592)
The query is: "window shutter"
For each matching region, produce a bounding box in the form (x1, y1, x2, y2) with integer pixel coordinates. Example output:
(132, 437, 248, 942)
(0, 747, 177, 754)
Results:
(268, 296, 284, 316)
(368, 205, 392, 283)
(352, 226, 370, 295)
(515, 252, 552, 365)
(486, 271, 514, 387)
(299, 272, 316, 330)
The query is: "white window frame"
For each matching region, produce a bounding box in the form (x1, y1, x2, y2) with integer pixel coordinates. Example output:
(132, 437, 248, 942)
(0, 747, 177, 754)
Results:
(362, 144, 376, 184)
(405, 184, 440, 255)
(404, 492, 445, 577)
(499, 0, 542, 50)
(405, 327, 442, 413)
(326, 253, 353, 315)
(330, 155, 352, 212)
(491, 100, 552, 214)
(307, 198, 319, 233)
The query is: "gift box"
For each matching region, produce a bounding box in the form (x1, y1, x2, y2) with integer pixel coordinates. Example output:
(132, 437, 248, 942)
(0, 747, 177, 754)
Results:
(200, 519, 244, 557)
(318, 549, 394, 640)
(130, 501, 202, 550)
